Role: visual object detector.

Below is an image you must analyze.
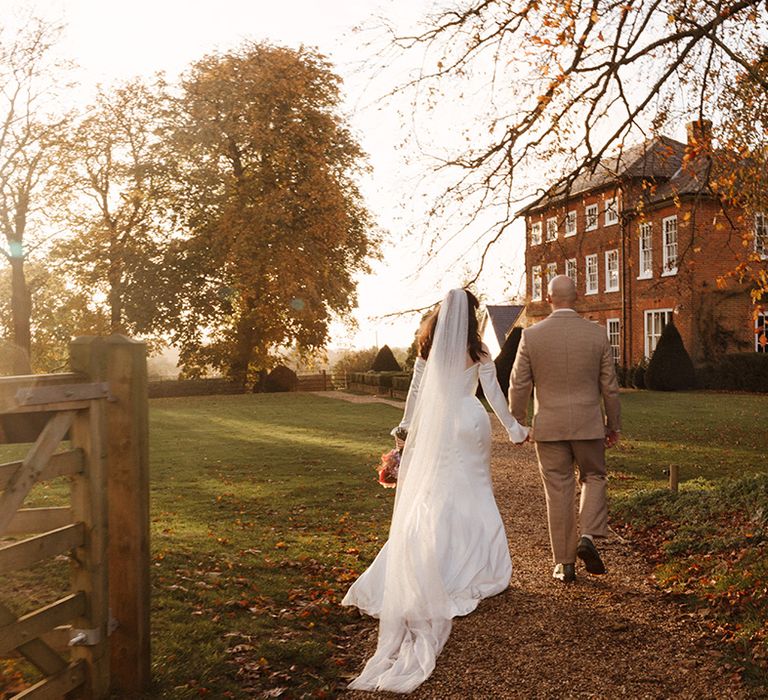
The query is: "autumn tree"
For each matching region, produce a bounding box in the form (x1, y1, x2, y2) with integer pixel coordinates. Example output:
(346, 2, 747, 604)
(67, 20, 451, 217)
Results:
(0, 17, 71, 373)
(0, 262, 109, 373)
(52, 78, 172, 335)
(163, 43, 378, 386)
(380, 0, 767, 277)
(712, 51, 768, 300)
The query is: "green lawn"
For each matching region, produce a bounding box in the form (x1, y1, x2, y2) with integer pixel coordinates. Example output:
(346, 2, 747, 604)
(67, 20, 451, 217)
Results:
(608, 389, 766, 494)
(147, 393, 399, 697)
(608, 390, 768, 691)
(2, 394, 401, 698)
(2, 389, 766, 696)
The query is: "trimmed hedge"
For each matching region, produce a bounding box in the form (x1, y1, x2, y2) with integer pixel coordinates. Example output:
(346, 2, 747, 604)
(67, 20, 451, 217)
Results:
(631, 362, 647, 389)
(696, 353, 768, 392)
(349, 371, 409, 390)
(392, 375, 413, 392)
(645, 322, 696, 391)
(263, 365, 299, 392)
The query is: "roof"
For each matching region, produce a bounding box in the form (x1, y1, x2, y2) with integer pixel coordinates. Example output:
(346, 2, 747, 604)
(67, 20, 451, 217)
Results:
(520, 135, 688, 215)
(646, 153, 715, 204)
(484, 305, 525, 346)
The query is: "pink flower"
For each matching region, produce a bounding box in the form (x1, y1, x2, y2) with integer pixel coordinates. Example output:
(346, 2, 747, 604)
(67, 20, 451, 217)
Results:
(376, 448, 400, 488)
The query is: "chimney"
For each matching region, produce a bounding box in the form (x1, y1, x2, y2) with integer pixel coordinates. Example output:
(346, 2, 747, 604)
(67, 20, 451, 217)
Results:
(686, 119, 712, 148)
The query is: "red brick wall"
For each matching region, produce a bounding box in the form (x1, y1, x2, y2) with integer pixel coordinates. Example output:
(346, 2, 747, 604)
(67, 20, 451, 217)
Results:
(523, 185, 757, 366)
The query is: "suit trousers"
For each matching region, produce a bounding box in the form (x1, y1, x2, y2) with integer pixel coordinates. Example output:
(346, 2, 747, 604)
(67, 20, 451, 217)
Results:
(534, 439, 608, 565)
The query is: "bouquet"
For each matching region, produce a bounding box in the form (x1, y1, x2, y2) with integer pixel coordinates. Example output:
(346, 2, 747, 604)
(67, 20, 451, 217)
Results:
(376, 427, 408, 488)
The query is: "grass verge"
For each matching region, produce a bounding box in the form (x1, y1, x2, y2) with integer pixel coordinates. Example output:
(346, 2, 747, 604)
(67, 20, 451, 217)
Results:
(2, 393, 400, 698)
(608, 390, 768, 693)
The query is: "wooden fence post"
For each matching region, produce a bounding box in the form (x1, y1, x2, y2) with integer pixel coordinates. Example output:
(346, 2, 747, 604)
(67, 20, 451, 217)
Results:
(70, 335, 151, 694)
(669, 464, 680, 493)
(69, 395, 110, 698)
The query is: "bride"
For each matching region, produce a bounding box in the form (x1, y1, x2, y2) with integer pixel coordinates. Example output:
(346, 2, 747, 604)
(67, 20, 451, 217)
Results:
(342, 288, 529, 692)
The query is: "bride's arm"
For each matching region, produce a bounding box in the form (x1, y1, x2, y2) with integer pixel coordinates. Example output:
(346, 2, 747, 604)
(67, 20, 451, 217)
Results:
(478, 351, 529, 443)
(391, 356, 426, 436)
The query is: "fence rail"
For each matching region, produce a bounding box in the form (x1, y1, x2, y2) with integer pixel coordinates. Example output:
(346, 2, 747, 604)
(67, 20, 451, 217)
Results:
(296, 371, 347, 391)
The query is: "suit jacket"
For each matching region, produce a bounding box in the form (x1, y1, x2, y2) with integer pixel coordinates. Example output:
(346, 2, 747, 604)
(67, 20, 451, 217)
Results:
(508, 309, 621, 441)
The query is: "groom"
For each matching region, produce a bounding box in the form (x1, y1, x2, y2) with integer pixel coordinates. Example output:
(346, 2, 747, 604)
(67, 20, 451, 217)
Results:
(509, 275, 621, 583)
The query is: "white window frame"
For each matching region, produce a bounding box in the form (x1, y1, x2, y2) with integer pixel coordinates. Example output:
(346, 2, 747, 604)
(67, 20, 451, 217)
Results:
(545, 216, 558, 241)
(607, 318, 621, 365)
(545, 261, 557, 288)
(604, 197, 619, 226)
(585, 254, 598, 295)
(662, 215, 678, 276)
(756, 313, 767, 353)
(585, 204, 598, 231)
(530, 220, 542, 246)
(605, 249, 619, 292)
(638, 221, 653, 279)
(566, 258, 577, 285)
(565, 210, 577, 237)
(644, 309, 673, 358)
(532, 265, 542, 301)
(755, 213, 767, 259)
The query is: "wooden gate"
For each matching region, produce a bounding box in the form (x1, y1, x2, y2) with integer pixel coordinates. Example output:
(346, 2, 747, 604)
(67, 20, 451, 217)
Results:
(0, 376, 110, 697)
(1, 335, 150, 698)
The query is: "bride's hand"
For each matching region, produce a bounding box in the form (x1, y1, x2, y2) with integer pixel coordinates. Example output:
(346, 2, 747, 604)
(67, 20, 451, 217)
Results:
(510, 425, 530, 445)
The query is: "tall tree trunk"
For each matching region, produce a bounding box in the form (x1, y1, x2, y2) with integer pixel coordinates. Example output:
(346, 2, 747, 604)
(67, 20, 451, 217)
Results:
(229, 306, 256, 388)
(109, 278, 123, 333)
(108, 234, 124, 333)
(9, 255, 32, 374)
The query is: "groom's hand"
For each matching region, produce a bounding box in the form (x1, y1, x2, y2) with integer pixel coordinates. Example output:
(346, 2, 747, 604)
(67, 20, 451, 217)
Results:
(604, 430, 620, 448)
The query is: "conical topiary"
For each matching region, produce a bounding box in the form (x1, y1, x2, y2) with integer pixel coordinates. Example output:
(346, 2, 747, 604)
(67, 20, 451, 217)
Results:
(494, 327, 523, 396)
(644, 321, 696, 391)
(370, 344, 402, 372)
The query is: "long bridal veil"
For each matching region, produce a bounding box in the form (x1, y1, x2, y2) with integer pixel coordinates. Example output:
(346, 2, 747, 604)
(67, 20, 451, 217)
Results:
(348, 289, 471, 692)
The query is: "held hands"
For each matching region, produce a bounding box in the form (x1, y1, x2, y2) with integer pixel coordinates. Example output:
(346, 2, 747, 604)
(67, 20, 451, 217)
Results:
(510, 426, 531, 445)
(604, 430, 620, 448)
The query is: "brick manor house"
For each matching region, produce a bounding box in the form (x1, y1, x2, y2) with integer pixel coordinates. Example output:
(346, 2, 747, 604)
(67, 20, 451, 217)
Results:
(520, 121, 767, 367)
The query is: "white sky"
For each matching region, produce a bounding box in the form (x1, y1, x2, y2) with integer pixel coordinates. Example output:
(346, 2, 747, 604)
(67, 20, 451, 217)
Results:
(8, 0, 528, 350)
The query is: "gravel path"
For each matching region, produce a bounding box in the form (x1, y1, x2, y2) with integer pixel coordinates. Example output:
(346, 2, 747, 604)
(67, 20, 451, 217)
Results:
(309, 390, 405, 409)
(340, 422, 744, 699)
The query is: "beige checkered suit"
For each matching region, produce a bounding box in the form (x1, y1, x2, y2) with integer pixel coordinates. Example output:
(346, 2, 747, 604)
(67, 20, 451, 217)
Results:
(509, 309, 621, 564)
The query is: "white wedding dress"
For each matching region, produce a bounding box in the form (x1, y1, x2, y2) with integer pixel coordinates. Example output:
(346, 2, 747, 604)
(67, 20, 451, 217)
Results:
(342, 289, 528, 693)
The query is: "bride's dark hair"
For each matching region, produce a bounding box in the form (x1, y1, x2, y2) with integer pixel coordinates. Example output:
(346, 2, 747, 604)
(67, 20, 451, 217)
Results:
(418, 289, 484, 362)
